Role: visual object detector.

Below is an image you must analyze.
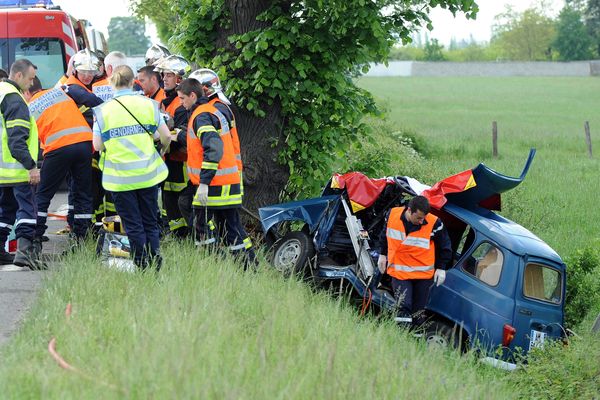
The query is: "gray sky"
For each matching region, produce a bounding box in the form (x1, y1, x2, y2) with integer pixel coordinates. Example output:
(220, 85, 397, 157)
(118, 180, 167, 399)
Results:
(52, 0, 160, 43)
(422, 0, 565, 45)
(53, 0, 566, 46)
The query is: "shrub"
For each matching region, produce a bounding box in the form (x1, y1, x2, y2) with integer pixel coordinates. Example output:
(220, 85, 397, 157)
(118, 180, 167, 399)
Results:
(337, 114, 437, 184)
(507, 332, 600, 400)
(564, 245, 600, 328)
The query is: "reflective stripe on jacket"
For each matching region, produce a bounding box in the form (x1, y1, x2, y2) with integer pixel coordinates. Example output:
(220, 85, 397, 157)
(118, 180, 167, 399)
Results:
(0, 82, 38, 184)
(92, 78, 115, 102)
(93, 94, 167, 192)
(209, 98, 242, 173)
(386, 206, 437, 280)
(29, 88, 92, 155)
(163, 95, 187, 163)
(186, 103, 239, 187)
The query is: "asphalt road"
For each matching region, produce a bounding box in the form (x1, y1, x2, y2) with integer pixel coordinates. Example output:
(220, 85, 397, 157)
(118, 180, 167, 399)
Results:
(0, 191, 69, 347)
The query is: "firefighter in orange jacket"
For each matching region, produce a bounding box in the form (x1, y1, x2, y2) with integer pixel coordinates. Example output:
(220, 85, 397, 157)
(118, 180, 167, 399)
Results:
(28, 77, 93, 246)
(177, 73, 255, 266)
(154, 55, 191, 237)
(377, 195, 452, 328)
(137, 66, 165, 103)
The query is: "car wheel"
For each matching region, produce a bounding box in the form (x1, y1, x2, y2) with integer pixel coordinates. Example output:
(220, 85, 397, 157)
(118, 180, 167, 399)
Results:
(424, 320, 462, 351)
(271, 231, 315, 276)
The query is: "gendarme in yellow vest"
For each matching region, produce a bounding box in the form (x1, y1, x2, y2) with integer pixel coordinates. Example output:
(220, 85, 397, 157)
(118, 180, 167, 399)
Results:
(0, 81, 38, 185)
(93, 94, 167, 192)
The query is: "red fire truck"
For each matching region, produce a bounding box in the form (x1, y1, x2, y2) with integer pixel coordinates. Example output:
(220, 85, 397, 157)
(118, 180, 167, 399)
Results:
(0, 0, 89, 87)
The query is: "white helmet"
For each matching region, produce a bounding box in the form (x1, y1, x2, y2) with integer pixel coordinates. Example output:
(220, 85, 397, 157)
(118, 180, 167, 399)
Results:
(189, 68, 231, 104)
(145, 44, 171, 66)
(154, 55, 191, 77)
(72, 49, 101, 73)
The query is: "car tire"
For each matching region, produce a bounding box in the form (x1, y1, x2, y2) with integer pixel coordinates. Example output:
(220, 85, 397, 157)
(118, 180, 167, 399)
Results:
(424, 320, 463, 351)
(271, 231, 315, 277)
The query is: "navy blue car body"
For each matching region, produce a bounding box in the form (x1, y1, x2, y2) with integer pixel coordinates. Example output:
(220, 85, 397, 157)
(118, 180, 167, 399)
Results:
(259, 150, 565, 367)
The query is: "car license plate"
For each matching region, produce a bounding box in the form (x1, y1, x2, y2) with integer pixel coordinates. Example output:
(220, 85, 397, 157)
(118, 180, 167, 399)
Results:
(529, 329, 547, 350)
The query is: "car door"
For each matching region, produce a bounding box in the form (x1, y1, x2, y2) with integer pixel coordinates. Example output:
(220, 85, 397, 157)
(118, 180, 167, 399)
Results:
(428, 236, 517, 351)
(511, 256, 565, 353)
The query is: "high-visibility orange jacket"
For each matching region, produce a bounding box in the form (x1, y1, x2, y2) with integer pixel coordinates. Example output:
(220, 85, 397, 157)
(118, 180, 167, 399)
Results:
(161, 94, 187, 163)
(386, 207, 437, 280)
(149, 87, 166, 104)
(186, 102, 239, 187)
(164, 95, 181, 118)
(209, 97, 242, 173)
(29, 88, 92, 155)
(55, 74, 68, 87)
(65, 75, 92, 93)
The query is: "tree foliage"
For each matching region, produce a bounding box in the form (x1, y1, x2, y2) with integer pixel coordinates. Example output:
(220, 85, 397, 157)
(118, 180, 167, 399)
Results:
(107, 17, 150, 56)
(128, 0, 175, 44)
(134, 0, 478, 206)
(422, 38, 446, 61)
(583, 0, 600, 56)
(491, 5, 556, 61)
(554, 6, 593, 60)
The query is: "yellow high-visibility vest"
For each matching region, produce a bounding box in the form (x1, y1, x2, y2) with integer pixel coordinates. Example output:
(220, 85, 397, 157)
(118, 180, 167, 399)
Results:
(0, 81, 38, 185)
(93, 94, 167, 192)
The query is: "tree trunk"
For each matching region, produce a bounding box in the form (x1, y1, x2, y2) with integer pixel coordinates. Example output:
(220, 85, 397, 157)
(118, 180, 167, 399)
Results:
(234, 103, 289, 213)
(215, 0, 290, 214)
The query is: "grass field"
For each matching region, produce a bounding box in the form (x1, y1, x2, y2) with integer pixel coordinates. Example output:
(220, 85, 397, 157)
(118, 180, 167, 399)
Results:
(0, 244, 518, 399)
(359, 77, 600, 257)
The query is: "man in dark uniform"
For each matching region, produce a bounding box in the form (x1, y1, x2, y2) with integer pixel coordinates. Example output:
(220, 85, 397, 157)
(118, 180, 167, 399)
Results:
(0, 59, 43, 269)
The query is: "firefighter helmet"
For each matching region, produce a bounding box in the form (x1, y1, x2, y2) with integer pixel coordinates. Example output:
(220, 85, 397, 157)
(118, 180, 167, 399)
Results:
(189, 68, 231, 104)
(154, 55, 191, 77)
(72, 49, 101, 73)
(145, 44, 171, 66)
(189, 68, 223, 97)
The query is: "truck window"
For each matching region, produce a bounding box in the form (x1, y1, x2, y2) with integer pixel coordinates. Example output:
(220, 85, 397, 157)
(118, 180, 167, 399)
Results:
(0, 39, 6, 72)
(10, 38, 65, 89)
(462, 242, 503, 286)
(523, 263, 562, 304)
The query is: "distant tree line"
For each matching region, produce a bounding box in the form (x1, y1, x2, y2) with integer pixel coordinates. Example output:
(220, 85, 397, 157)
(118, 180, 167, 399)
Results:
(391, 0, 600, 62)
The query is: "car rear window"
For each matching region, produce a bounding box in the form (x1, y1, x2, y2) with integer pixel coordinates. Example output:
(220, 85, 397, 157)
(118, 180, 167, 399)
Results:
(523, 263, 562, 304)
(462, 242, 503, 286)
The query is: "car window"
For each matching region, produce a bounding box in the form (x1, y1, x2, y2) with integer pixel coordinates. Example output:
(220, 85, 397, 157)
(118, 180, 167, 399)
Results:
(11, 38, 66, 89)
(462, 242, 503, 286)
(523, 263, 562, 304)
(452, 225, 475, 266)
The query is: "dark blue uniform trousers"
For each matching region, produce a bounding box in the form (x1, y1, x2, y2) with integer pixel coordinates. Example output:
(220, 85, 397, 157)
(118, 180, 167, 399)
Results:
(193, 206, 255, 263)
(391, 277, 433, 326)
(35, 141, 93, 239)
(0, 184, 36, 247)
(112, 185, 160, 269)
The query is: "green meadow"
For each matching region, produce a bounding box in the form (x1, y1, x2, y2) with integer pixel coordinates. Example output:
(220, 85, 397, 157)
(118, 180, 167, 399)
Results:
(1, 76, 599, 399)
(0, 244, 518, 399)
(359, 76, 600, 257)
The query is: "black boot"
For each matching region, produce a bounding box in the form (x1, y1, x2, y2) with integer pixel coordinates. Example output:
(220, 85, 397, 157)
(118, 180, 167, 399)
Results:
(0, 249, 14, 265)
(14, 237, 46, 270)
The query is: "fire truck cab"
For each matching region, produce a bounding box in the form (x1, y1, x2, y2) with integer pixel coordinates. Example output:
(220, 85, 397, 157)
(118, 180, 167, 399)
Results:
(0, 0, 88, 87)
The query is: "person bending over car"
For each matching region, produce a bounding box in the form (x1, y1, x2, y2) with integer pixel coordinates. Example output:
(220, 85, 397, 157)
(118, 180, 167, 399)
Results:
(377, 195, 452, 329)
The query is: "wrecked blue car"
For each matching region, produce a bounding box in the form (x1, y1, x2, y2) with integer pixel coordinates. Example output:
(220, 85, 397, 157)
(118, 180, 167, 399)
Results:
(259, 150, 565, 369)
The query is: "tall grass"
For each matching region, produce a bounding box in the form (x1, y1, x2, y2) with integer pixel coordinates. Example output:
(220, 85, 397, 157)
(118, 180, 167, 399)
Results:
(359, 77, 600, 257)
(0, 243, 519, 399)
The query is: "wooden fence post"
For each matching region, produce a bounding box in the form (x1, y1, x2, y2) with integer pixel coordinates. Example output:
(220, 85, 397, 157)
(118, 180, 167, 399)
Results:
(492, 121, 498, 158)
(585, 121, 593, 158)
